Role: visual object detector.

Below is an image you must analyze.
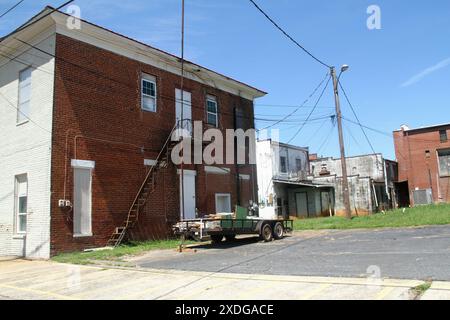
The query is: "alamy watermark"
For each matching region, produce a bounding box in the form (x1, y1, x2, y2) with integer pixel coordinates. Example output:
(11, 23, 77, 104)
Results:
(367, 5, 382, 30)
(66, 5, 81, 30)
(170, 121, 279, 166)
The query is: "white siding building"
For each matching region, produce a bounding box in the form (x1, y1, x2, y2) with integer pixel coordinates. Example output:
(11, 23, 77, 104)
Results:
(0, 31, 56, 259)
(256, 140, 332, 219)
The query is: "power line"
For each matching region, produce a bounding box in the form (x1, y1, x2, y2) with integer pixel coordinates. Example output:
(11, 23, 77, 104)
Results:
(338, 82, 378, 156)
(256, 114, 335, 124)
(0, 0, 25, 19)
(342, 117, 392, 137)
(303, 117, 332, 146)
(7, 38, 277, 124)
(257, 72, 329, 132)
(287, 75, 332, 144)
(0, 91, 52, 135)
(343, 121, 364, 155)
(316, 120, 336, 155)
(248, 0, 330, 69)
(255, 103, 334, 109)
(1, 1, 75, 40)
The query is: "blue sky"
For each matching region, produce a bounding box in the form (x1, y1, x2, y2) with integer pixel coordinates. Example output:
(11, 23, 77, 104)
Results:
(1, 0, 450, 160)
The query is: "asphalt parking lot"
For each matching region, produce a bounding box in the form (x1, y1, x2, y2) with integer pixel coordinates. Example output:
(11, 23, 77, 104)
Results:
(134, 226, 450, 281)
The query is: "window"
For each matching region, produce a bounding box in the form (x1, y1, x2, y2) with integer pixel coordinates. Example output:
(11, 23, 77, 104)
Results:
(206, 95, 218, 127)
(141, 74, 157, 112)
(215, 193, 231, 213)
(438, 149, 450, 177)
(72, 160, 94, 237)
(440, 130, 448, 143)
(296, 158, 302, 172)
(18, 67, 32, 123)
(15, 174, 28, 234)
(280, 156, 287, 173)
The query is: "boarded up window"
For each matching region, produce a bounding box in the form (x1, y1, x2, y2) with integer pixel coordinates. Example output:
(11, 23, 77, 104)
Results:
(74, 167, 92, 236)
(438, 149, 450, 177)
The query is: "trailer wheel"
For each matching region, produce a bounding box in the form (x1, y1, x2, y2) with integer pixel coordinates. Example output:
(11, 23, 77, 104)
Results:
(273, 222, 284, 240)
(260, 224, 273, 242)
(211, 235, 224, 244)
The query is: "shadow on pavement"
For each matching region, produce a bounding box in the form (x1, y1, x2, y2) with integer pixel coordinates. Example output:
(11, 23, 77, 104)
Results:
(187, 236, 261, 250)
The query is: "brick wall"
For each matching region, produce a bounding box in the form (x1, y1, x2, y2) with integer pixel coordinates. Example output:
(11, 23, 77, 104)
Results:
(394, 126, 450, 205)
(50, 34, 257, 255)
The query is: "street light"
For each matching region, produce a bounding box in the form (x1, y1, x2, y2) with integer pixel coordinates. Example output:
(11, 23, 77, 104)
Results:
(341, 64, 350, 73)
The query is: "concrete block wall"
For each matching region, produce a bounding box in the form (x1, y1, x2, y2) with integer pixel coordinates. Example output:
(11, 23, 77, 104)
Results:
(0, 34, 55, 259)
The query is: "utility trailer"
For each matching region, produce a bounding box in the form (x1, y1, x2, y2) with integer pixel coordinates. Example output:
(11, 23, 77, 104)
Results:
(173, 217, 294, 244)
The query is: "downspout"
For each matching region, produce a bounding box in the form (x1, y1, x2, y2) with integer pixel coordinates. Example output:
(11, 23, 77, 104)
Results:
(406, 131, 415, 205)
(233, 106, 241, 206)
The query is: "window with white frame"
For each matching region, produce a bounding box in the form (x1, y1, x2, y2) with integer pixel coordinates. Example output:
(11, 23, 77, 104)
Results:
(141, 74, 157, 112)
(206, 95, 218, 127)
(215, 193, 231, 213)
(18, 67, 32, 123)
(15, 174, 28, 234)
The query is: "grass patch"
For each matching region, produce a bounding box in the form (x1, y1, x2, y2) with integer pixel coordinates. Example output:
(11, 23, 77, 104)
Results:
(294, 204, 450, 231)
(410, 282, 432, 300)
(52, 239, 194, 265)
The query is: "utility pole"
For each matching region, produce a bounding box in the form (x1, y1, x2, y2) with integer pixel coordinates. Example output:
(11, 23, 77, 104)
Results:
(180, 0, 185, 221)
(330, 66, 352, 219)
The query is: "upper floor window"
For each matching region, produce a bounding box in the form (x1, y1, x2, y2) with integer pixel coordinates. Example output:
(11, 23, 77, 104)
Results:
(15, 174, 28, 234)
(440, 130, 448, 143)
(206, 95, 218, 127)
(18, 67, 32, 124)
(141, 74, 157, 112)
(296, 158, 302, 172)
(438, 149, 450, 177)
(280, 156, 287, 173)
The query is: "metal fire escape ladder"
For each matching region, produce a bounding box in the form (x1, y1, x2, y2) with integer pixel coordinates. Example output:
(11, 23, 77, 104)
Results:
(107, 124, 179, 247)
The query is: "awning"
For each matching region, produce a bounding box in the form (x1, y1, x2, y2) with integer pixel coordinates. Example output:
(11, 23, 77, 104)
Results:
(273, 179, 334, 189)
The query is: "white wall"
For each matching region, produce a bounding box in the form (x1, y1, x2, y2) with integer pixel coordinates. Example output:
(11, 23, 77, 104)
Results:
(310, 154, 385, 181)
(0, 34, 55, 259)
(273, 144, 309, 180)
(256, 140, 274, 206)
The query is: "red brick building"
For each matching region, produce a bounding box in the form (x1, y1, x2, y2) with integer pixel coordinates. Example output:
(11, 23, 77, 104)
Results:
(0, 7, 265, 257)
(393, 124, 450, 206)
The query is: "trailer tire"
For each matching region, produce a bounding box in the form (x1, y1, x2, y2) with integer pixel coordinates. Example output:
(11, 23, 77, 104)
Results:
(211, 235, 224, 244)
(273, 222, 284, 240)
(260, 223, 273, 242)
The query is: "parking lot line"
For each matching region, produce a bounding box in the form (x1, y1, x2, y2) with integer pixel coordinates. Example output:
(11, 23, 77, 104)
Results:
(375, 287, 396, 300)
(299, 283, 332, 300)
(0, 283, 76, 300)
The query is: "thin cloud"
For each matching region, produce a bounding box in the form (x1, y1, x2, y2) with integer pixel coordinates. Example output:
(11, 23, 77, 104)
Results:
(401, 57, 450, 87)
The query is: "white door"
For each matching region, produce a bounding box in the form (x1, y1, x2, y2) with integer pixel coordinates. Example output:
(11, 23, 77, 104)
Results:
(175, 89, 192, 137)
(180, 170, 196, 220)
(295, 192, 309, 218)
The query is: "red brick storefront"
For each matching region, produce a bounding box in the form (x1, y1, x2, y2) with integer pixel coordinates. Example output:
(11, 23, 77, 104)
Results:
(393, 124, 450, 206)
(49, 33, 262, 255)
